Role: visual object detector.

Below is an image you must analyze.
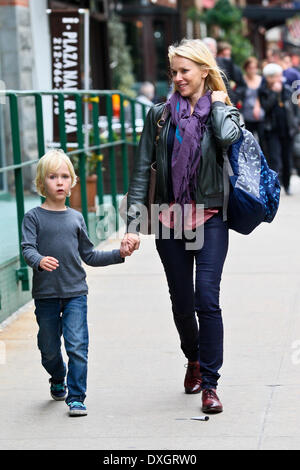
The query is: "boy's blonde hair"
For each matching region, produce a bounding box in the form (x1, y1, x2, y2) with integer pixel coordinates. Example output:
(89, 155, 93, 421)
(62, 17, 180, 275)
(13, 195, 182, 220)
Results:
(168, 38, 232, 106)
(35, 149, 77, 197)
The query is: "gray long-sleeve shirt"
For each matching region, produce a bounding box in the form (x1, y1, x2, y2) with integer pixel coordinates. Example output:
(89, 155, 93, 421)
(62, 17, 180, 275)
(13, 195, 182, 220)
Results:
(21, 206, 124, 299)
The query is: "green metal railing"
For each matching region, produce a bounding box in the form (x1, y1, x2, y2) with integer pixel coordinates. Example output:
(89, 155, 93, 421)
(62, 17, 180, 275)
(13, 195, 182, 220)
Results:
(0, 89, 149, 291)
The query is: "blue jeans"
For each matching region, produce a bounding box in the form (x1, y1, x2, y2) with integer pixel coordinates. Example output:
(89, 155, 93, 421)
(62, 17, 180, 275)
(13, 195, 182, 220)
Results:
(155, 212, 229, 389)
(34, 295, 88, 404)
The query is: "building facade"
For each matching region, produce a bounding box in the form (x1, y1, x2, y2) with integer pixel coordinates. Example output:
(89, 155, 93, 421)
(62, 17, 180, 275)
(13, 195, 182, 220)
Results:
(112, 0, 180, 98)
(0, 0, 111, 192)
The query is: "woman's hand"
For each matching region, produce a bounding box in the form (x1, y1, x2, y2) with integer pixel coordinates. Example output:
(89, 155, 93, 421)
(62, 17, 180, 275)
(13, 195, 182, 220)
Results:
(121, 233, 140, 256)
(120, 237, 135, 257)
(211, 91, 228, 104)
(40, 256, 59, 271)
(253, 99, 261, 121)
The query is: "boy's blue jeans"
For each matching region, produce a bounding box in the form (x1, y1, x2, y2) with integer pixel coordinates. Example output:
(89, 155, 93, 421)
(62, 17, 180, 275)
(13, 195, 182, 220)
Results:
(34, 295, 88, 404)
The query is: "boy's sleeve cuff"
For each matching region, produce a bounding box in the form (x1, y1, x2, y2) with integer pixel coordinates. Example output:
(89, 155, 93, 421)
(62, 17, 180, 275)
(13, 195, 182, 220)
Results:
(33, 255, 44, 271)
(113, 249, 125, 263)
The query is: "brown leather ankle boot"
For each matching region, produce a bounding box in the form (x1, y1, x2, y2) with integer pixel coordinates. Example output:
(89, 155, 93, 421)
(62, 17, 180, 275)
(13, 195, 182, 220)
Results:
(184, 361, 202, 394)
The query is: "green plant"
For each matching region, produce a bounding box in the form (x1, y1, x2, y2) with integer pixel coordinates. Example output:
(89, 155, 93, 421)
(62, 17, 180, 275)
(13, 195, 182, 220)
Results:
(108, 13, 136, 98)
(187, 0, 253, 67)
(71, 128, 121, 177)
(71, 151, 103, 177)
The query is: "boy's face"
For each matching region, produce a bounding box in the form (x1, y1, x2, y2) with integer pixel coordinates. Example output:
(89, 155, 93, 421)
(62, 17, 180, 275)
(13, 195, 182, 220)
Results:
(44, 161, 72, 202)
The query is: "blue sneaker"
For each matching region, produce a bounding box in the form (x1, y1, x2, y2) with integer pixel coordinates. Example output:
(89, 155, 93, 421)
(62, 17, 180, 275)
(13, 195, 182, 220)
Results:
(68, 401, 88, 416)
(49, 379, 67, 401)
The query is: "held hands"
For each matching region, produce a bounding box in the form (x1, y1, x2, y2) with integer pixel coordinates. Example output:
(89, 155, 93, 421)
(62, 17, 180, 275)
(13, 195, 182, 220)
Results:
(120, 233, 140, 258)
(39, 256, 59, 272)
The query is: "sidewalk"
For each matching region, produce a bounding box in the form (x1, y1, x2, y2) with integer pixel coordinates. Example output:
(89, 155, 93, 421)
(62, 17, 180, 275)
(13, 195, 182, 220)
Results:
(1, 176, 300, 450)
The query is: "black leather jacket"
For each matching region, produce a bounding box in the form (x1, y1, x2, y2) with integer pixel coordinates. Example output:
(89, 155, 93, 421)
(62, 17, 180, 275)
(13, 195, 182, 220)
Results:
(258, 81, 298, 138)
(127, 101, 241, 229)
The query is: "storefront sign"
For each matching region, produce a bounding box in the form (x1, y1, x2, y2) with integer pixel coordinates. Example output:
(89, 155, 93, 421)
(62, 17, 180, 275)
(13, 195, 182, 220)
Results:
(151, 0, 177, 8)
(286, 15, 300, 47)
(49, 10, 82, 142)
(202, 0, 215, 8)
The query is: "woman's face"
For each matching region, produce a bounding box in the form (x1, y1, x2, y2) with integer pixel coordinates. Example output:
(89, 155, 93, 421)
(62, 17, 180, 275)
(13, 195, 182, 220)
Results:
(170, 55, 207, 100)
(245, 62, 258, 77)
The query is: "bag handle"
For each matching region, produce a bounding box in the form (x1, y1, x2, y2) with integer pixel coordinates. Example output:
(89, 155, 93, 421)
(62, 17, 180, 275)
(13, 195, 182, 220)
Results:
(222, 149, 234, 222)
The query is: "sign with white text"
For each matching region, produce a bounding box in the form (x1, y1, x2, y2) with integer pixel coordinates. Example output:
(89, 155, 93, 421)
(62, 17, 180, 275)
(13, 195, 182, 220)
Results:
(152, 0, 177, 8)
(49, 10, 82, 143)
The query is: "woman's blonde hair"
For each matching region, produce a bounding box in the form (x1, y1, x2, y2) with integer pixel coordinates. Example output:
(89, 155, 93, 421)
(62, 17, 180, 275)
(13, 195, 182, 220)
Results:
(168, 38, 232, 105)
(35, 149, 77, 197)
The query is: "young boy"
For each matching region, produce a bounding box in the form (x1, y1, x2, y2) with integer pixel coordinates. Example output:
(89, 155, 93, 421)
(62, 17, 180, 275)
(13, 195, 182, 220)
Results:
(21, 149, 131, 416)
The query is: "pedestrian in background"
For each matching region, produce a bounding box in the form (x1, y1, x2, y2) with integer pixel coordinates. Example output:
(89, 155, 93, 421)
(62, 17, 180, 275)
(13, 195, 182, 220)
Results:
(202, 37, 217, 58)
(258, 63, 298, 195)
(242, 57, 265, 149)
(216, 41, 247, 107)
(279, 51, 300, 90)
(135, 81, 155, 120)
(21, 150, 131, 417)
(290, 50, 300, 73)
(122, 39, 241, 414)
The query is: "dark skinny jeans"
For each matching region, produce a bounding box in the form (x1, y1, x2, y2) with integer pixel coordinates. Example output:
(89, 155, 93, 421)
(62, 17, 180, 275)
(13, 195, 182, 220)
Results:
(155, 212, 229, 389)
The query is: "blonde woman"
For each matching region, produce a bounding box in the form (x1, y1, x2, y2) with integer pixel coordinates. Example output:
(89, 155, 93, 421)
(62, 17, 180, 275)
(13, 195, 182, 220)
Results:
(21, 150, 130, 416)
(122, 39, 241, 413)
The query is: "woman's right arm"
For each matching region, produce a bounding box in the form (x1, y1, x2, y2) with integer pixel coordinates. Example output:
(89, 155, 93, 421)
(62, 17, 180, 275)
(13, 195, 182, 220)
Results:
(126, 105, 158, 234)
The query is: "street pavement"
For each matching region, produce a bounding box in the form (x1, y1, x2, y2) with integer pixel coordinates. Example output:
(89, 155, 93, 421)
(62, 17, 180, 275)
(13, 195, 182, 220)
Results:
(1, 175, 300, 451)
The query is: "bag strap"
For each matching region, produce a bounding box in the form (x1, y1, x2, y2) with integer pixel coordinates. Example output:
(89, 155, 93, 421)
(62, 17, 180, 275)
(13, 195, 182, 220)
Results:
(222, 118, 243, 222)
(155, 104, 170, 144)
(222, 149, 234, 222)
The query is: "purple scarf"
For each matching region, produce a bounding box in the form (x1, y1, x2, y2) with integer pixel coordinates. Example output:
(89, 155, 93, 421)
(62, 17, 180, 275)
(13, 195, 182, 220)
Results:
(166, 90, 212, 206)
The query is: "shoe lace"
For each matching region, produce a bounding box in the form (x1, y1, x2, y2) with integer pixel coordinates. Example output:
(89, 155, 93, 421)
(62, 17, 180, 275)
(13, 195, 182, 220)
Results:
(184, 362, 200, 371)
(204, 389, 217, 399)
(70, 401, 85, 409)
(51, 383, 65, 392)
(184, 363, 202, 385)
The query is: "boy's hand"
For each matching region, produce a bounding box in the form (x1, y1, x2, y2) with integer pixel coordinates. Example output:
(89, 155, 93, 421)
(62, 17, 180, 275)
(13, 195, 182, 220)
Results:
(120, 238, 136, 257)
(122, 233, 140, 251)
(120, 233, 140, 257)
(39, 256, 59, 271)
(120, 242, 131, 258)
